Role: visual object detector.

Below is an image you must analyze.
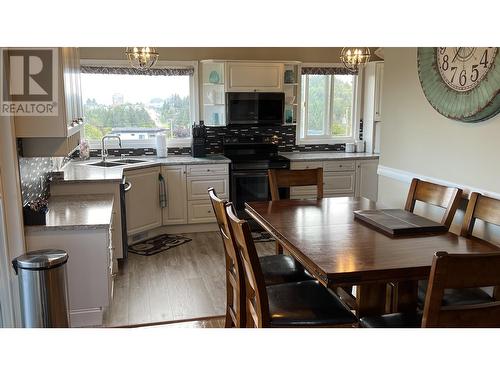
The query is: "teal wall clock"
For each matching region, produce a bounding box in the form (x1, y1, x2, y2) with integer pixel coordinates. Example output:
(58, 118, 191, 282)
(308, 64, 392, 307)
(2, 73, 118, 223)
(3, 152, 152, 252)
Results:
(417, 47, 500, 122)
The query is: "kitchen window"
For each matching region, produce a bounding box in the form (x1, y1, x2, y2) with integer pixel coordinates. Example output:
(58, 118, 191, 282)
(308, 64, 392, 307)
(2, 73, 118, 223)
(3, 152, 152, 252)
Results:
(299, 65, 361, 144)
(80, 60, 198, 149)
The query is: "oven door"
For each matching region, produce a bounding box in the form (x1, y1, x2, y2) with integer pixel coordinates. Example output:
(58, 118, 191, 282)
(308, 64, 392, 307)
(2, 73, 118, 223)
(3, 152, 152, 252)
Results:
(230, 170, 270, 216)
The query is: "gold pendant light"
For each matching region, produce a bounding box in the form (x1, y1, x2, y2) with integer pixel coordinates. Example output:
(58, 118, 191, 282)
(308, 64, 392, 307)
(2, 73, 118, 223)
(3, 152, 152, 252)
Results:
(340, 47, 371, 73)
(125, 47, 159, 70)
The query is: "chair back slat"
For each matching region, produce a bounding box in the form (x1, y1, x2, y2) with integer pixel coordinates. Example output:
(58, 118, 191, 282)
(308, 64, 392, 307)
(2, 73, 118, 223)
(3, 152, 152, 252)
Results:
(461, 192, 500, 237)
(268, 168, 324, 201)
(208, 188, 246, 328)
(422, 251, 500, 328)
(225, 202, 270, 328)
(404, 178, 462, 228)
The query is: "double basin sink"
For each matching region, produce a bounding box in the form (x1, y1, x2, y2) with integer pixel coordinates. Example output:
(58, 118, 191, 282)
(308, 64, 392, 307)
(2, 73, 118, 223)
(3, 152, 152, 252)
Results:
(88, 159, 147, 168)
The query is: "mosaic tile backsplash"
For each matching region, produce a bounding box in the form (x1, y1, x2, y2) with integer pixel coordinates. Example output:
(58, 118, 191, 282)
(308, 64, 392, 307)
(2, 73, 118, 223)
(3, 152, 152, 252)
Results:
(19, 157, 69, 206)
(87, 125, 346, 157)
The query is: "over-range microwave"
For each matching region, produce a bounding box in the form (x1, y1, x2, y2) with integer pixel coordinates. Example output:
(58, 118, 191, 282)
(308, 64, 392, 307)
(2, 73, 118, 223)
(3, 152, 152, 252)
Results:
(226, 92, 284, 126)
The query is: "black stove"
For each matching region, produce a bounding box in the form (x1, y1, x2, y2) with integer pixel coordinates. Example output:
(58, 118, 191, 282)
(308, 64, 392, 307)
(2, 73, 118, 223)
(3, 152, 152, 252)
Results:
(223, 135, 290, 221)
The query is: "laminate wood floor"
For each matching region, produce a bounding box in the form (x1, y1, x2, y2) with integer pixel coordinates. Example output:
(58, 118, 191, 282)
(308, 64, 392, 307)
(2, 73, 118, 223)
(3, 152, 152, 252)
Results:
(103, 231, 274, 327)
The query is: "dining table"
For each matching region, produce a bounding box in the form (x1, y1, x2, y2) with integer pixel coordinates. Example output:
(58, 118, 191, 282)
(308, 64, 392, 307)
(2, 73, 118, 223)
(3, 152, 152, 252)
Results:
(245, 197, 500, 317)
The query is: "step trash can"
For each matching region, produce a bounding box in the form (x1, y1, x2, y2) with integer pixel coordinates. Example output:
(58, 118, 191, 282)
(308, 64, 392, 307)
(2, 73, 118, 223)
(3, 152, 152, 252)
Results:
(12, 249, 70, 328)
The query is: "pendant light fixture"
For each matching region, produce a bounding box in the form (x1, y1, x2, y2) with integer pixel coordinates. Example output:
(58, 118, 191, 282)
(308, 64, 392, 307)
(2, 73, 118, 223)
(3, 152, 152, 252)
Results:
(340, 47, 371, 73)
(125, 47, 159, 70)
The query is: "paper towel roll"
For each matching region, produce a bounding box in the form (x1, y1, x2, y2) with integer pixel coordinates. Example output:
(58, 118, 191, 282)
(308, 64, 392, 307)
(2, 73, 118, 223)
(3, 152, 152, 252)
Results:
(156, 133, 168, 157)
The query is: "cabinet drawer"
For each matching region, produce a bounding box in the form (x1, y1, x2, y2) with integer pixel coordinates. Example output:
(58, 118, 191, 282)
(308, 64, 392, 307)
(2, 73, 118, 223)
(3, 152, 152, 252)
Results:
(187, 176, 228, 200)
(187, 164, 228, 176)
(323, 160, 355, 172)
(188, 200, 216, 224)
(290, 186, 318, 197)
(324, 172, 356, 195)
(290, 161, 323, 170)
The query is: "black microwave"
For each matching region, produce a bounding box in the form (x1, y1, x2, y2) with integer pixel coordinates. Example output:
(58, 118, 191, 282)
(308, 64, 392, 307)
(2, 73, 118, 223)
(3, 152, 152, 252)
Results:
(226, 92, 284, 126)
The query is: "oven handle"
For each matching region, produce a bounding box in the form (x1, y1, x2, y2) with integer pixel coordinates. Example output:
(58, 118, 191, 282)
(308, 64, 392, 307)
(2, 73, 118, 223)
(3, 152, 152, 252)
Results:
(231, 170, 270, 177)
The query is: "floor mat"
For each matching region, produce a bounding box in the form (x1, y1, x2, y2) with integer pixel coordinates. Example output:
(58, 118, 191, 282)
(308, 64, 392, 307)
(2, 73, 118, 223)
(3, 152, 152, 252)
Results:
(252, 231, 275, 243)
(128, 234, 192, 256)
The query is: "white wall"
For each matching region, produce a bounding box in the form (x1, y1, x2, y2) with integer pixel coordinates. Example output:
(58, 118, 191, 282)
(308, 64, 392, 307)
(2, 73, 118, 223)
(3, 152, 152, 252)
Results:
(378, 47, 500, 239)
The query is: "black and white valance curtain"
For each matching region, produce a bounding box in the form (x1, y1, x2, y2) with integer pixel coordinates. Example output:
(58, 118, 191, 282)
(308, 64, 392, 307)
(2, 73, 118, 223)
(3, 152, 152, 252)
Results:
(81, 65, 194, 76)
(301, 66, 356, 76)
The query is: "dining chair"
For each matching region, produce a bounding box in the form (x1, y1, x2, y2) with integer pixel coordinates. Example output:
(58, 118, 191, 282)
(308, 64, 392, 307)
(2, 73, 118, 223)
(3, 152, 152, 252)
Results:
(208, 188, 314, 328)
(268, 168, 324, 201)
(404, 178, 463, 228)
(360, 251, 500, 328)
(268, 168, 323, 255)
(391, 178, 463, 311)
(417, 192, 499, 308)
(225, 201, 358, 328)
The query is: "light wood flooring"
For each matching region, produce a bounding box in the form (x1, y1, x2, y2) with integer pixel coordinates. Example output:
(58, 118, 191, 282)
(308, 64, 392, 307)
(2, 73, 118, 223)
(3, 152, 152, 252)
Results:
(103, 231, 274, 327)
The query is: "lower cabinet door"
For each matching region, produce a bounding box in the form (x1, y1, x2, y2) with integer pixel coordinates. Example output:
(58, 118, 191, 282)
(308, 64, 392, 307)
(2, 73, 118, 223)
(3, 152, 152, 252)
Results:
(162, 166, 188, 225)
(124, 167, 162, 235)
(187, 200, 216, 224)
(324, 171, 356, 196)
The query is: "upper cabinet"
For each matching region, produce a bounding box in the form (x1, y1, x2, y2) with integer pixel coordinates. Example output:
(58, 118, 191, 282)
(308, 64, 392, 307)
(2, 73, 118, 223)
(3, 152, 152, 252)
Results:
(15, 47, 83, 156)
(225, 62, 283, 92)
(283, 63, 301, 126)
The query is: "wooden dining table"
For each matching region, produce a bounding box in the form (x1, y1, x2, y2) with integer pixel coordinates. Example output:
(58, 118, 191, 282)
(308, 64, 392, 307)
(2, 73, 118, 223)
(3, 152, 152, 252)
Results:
(245, 197, 500, 317)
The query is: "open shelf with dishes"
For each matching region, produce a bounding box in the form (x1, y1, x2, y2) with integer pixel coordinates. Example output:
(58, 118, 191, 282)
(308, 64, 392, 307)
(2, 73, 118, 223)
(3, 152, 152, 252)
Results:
(283, 63, 300, 126)
(201, 61, 226, 126)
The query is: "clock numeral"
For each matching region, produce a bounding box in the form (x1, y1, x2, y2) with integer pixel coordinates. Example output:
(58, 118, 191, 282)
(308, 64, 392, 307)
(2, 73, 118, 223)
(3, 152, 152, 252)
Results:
(471, 65, 479, 82)
(450, 66, 457, 82)
(439, 47, 446, 55)
(480, 50, 489, 68)
(459, 70, 467, 86)
(442, 55, 449, 71)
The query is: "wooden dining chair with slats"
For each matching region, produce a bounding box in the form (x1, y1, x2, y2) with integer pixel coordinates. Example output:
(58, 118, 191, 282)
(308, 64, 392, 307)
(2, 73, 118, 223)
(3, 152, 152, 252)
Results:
(268, 168, 324, 201)
(404, 178, 463, 228)
(416, 192, 499, 309)
(360, 251, 500, 328)
(389, 178, 464, 312)
(208, 188, 314, 328)
(225, 201, 358, 328)
(268, 168, 323, 255)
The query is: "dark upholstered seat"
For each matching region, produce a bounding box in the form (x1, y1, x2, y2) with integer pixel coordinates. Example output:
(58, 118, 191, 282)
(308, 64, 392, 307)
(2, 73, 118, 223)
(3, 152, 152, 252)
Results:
(267, 280, 358, 327)
(417, 280, 493, 308)
(260, 254, 314, 286)
(360, 312, 423, 328)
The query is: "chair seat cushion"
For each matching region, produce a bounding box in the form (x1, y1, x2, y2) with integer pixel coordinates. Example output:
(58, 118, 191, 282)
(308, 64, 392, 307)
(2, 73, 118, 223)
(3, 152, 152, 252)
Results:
(360, 312, 423, 328)
(418, 280, 493, 308)
(267, 280, 358, 327)
(260, 255, 314, 286)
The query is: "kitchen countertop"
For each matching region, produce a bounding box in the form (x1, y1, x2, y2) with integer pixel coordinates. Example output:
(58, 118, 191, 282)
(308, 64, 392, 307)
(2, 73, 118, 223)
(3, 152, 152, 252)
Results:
(279, 152, 379, 162)
(57, 154, 231, 184)
(25, 194, 114, 232)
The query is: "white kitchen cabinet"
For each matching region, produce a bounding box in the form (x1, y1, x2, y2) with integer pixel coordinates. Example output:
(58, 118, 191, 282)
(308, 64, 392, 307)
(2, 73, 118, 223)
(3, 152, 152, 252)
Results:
(225, 62, 284, 92)
(187, 175, 229, 201)
(187, 201, 217, 224)
(355, 160, 379, 202)
(161, 165, 188, 225)
(15, 47, 83, 157)
(124, 166, 162, 236)
(324, 172, 356, 197)
(362, 61, 384, 153)
(200, 60, 226, 126)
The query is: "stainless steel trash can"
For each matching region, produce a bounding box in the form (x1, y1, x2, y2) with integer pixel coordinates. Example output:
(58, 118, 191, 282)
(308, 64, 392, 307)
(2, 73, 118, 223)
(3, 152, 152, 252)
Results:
(12, 249, 70, 328)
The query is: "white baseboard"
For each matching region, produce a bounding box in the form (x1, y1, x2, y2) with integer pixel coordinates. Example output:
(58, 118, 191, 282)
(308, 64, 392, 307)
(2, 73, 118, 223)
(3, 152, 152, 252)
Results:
(378, 164, 500, 200)
(70, 308, 103, 327)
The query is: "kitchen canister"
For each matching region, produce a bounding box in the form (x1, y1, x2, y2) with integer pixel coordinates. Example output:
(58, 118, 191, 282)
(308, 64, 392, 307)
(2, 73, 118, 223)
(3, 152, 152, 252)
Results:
(355, 140, 365, 153)
(345, 143, 355, 153)
(156, 132, 168, 157)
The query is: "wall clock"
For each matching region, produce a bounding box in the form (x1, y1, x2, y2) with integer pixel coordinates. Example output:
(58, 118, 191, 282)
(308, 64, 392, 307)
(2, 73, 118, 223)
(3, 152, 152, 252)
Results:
(417, 47, 500, 122)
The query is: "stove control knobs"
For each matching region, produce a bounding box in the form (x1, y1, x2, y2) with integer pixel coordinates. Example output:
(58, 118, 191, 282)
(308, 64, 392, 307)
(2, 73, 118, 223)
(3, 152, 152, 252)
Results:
(271, 135, 279, 145)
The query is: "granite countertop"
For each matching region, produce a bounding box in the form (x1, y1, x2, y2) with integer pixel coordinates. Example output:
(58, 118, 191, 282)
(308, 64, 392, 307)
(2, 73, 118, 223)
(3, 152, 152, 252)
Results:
(280, 152, 380, 161)
(25, 194, 114, 232)
(57, 155, 231, 184)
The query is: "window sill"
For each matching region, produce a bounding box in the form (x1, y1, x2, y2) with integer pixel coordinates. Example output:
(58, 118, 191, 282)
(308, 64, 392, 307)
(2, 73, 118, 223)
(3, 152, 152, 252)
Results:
(297, 138, 355, 146)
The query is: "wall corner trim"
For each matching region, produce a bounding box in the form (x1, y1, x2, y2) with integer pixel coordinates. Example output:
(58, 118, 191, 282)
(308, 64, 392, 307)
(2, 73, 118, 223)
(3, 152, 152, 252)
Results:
(377, 164, 500, 201)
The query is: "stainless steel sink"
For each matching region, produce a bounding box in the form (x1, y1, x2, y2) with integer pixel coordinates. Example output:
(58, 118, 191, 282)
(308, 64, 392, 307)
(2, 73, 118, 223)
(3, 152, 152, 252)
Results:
(87, 161, 125, 167)
(116, 159, 147, 164)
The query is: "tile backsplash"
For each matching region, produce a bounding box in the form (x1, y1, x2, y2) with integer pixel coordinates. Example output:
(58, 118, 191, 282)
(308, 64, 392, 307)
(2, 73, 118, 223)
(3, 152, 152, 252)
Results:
(19, 157, 69, 206)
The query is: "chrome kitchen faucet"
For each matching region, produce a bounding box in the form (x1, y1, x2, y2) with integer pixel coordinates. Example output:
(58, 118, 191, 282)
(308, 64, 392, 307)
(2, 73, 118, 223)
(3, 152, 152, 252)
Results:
(101, 135, 122, 162)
